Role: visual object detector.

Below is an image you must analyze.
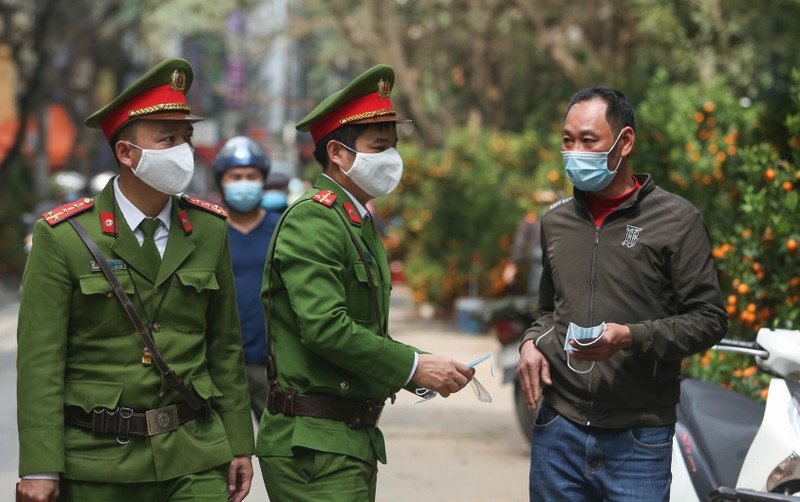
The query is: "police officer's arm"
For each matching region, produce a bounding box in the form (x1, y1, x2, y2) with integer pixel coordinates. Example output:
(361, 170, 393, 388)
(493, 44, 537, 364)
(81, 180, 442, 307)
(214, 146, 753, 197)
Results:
(17, 219, 70, 478)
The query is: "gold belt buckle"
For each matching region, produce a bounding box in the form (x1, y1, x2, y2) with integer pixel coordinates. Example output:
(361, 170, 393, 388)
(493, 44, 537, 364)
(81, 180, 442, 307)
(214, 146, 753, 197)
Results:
(146, 404, 179, 435)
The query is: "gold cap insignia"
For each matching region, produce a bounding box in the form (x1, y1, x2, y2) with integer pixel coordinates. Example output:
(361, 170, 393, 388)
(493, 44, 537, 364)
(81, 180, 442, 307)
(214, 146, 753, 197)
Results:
(377, 78, 391, 99)
(171, 69, 187, 92)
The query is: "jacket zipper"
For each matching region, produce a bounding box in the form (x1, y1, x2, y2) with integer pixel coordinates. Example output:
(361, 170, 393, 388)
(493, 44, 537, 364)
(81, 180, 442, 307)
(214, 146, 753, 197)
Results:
(586, 226, 601, 426)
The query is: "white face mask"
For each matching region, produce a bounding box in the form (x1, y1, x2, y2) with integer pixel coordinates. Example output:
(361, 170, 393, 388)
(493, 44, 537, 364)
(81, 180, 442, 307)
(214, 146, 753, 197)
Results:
(127, 142, 195, 195)
(338, 143, 403, 198)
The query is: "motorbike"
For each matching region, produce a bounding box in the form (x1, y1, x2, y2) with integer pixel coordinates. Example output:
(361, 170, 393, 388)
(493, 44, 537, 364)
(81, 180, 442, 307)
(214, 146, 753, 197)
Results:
(671, 328, 800, 501)
(482, 295, 539, 441)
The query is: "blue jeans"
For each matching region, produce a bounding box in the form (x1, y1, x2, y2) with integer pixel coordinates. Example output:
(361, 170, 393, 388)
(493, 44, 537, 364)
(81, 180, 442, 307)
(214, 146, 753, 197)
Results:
(529, 401, 674, 502)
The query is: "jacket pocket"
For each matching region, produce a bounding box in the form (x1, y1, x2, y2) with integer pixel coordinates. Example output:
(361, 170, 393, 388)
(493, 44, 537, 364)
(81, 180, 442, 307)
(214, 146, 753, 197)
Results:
(76, 274, 135, 335)
(189, 373, 224, 401)
(174, 269, 219, 332)
(63, 380, 129, 461)
(64, 380, 124, 412)
(78, 274, 135, 296)
(176, 269, 219, 293)
(348, 260, 378, 322)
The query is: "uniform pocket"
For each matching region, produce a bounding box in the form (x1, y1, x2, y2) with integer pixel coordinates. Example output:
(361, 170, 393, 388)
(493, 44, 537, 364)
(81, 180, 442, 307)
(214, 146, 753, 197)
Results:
(347, 260, 378, 322)
(63, 380, 129, 461)
(64, 380, 124, 412)
(174, 269, 219, 332)
(176, 269, 219, 293)
(189, 373, 224, 401)
(76, 274, 135, 335)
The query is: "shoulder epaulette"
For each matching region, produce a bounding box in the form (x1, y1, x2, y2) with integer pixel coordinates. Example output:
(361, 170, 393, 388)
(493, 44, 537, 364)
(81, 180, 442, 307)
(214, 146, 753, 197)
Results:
(42, 198, 94, 226)
(312, 190, 337, 207)
(180, 194, 228, 219)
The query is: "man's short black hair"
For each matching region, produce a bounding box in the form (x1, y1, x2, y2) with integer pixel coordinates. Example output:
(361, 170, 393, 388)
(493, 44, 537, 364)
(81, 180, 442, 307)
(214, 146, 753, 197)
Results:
(566, 87, 636, 134)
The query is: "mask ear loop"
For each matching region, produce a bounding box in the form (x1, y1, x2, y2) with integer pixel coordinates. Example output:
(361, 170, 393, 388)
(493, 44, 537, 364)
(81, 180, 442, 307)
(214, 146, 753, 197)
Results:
(566, 332, 605, 374)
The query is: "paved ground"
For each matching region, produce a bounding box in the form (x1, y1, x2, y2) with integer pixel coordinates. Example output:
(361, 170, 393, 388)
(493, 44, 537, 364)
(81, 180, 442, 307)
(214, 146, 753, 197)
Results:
(3, 279, 530, 501)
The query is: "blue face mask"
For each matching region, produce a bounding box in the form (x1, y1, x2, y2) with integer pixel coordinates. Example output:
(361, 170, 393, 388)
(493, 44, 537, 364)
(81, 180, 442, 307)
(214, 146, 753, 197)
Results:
(223, 180, 264, 212)
(262, 190, 288, 211)
(562, 132, 624, 192)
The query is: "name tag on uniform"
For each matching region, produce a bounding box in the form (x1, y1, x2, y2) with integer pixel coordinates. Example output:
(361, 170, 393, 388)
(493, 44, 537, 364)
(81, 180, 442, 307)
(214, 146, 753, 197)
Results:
(90, 260, 127, 272)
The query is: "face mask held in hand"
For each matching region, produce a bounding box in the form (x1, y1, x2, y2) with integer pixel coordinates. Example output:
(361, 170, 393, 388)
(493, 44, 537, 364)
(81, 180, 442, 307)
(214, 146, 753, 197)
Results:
(338, 143, 403, 198)
(224, 180, 264, 213)
(564, 321, 606, 374)
(562, 132, 624, 192)
(127, 142, 195, 195)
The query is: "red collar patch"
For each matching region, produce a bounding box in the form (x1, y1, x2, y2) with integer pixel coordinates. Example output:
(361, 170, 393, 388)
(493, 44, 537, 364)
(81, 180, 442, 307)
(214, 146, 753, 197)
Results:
(99, 211, 117, 235)
(178, 209, 193, 234)
(312, 190, 337, 207)
(342, 202, 362, 225)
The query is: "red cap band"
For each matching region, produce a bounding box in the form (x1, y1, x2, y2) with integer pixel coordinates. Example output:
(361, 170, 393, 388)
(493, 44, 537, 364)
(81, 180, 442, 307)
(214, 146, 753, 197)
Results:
(100, 84, 192, 141)
(309, 91, 396, 144)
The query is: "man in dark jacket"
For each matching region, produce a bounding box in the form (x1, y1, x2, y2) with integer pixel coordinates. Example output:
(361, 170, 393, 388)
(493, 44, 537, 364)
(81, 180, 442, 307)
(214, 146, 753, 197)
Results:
(516, 86, 727, 501)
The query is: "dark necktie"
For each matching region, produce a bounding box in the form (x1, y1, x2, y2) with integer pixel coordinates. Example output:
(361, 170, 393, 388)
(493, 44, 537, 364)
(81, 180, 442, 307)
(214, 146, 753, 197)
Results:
(139, 218, 161, 278)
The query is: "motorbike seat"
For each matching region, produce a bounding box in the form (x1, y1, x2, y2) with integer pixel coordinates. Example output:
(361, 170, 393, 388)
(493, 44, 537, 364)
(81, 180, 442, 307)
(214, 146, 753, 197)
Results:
(678, 378, 765, 489)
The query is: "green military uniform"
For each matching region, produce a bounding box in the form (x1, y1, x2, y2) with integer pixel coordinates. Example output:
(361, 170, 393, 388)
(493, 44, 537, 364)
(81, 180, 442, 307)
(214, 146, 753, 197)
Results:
(256, 176, 416, 459)
(16, 57, 255, 495)
(257, 65, 420, 501)
(17, 183, 254, 480)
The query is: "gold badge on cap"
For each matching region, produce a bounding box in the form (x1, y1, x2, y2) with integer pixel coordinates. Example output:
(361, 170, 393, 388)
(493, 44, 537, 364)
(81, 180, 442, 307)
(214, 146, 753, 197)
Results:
(377, 78, 391, 99)
(171, 69, 187, 92)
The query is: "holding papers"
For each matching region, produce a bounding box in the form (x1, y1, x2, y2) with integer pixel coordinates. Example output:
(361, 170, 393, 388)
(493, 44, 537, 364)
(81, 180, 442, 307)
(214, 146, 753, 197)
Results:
(416, 353, 494, 404)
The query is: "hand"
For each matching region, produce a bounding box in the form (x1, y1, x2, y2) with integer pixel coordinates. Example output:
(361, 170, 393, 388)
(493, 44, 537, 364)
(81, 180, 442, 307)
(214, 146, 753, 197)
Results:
(16, 479, 59, 502)
(502, 263, 517, 285)
(412, 354, 473, 397)
(227, 455, 253, 502)
(568, 322, 631, 361)
(516, 340, 552, 410)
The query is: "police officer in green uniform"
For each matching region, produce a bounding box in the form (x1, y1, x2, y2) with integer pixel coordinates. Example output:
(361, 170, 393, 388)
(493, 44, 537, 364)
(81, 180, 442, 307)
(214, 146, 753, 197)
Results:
(256, 64, 475, 501)
(16, 58, 255, 502)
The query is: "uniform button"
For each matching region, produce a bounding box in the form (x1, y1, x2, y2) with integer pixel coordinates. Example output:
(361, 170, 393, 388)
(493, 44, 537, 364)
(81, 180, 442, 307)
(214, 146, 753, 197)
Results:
(152, 323, 161, 332)
(154, 287, 160, 294)
(106, 292, 114, 299)
(159, 391, 165, 398)
(340, 382, 350, 391)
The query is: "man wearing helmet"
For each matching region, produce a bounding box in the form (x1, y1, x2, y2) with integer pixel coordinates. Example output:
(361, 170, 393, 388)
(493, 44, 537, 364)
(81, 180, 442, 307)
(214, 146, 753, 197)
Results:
(213, 136, 282, 419)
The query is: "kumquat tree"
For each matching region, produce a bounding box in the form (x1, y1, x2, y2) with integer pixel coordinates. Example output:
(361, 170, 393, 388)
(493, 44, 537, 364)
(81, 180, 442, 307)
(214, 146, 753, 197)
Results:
(636, 69, 800, 400)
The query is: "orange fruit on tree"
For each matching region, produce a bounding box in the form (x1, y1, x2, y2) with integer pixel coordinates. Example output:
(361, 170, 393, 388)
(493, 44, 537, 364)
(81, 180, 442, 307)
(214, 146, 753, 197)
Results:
(788, 238, 798, 254)
(764, 168, 776, 182)
(783, 181, 794, 191)
(737, 283, 750, 295)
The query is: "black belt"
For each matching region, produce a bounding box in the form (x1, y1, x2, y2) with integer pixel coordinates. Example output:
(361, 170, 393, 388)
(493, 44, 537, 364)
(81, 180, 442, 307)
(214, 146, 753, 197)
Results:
(267, 386, 384, 429)
(65, 403, 201, 440)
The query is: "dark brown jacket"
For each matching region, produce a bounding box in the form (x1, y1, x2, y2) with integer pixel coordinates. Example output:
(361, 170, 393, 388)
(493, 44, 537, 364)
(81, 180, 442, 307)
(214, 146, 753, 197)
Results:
(521, 174, 727, 428)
